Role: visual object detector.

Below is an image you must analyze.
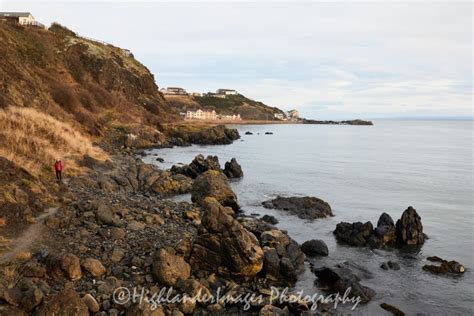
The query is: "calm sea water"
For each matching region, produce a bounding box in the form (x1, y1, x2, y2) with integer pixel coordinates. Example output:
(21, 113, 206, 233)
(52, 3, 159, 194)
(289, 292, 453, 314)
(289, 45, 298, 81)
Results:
(144, 121, 473, 315)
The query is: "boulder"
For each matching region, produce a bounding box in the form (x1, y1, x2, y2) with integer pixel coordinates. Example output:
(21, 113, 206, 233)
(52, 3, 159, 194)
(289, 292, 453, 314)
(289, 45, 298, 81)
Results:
(96, 203, 119, 226)
(395, 207, 426, 245)
(45, 252, 82, 281)
(368, 213, 396, 248)
(262, 196, 332, 220)
(261, 215, 279, 225)
(82, 258, 106, 277)
(380, 261, 400, 271)
(152, 248, 191, 286)
(189, 198, 263, 277)
(380, 303, 405, 316)
(313, 266, 375, 303)
(191, 170, 239, 211)
(333, 221, 374, 247)
(37, 288, 89, 316)
(301, 239, 329, 256)
(423, 256, 465, 275)
(260, 229, 306, 282)
(223, 158, 243, 179)
(82, 294, 100, 313)
(171, 154, 221, 179)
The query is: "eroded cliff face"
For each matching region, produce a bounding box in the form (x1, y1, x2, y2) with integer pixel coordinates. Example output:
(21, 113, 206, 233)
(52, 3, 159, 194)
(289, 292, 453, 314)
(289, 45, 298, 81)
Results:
(0, 22, 175, 136)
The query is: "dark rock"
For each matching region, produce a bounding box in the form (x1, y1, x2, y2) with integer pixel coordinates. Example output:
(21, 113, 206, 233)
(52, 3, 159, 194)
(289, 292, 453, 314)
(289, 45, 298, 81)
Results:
(395, 207, 426, 245)
(262, 196, 333, 220)
(261, 215, 279, 225)
(333, 221, 374, 247)
(301, 239, 329, 256)
(245, 131, 253, 135)
(239, 217, 275, 238)
(265, 132, 273, 135)
(223, 158, 243, 179)
(170, 125, 240, 145)
(313, 266, 375, 303)
(191, 170, 239, 211)
(380, 261, 400, 270)
(156, 157, 165, 163)
(423, 256, 465, 275)
(368, 213, 396, 248)
(380, 303, 405, 316)
(171, 154, 221, 179)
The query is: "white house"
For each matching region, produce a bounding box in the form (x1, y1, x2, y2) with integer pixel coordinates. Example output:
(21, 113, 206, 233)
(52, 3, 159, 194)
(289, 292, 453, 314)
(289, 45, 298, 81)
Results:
(0, 12, 42, 27)
(161, 87, 188, 95)
(185, 109, 217, 120)
(274, 113, 286, 120)
(216, 89, 238, 95)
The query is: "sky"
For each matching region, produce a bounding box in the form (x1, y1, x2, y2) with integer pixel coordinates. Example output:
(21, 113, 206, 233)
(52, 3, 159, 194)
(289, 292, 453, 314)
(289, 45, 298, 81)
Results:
(1, 0, 472, 119)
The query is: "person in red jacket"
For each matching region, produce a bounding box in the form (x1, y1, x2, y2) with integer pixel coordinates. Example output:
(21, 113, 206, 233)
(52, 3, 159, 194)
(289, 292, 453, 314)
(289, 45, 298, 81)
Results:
(54, 158, 64, 182)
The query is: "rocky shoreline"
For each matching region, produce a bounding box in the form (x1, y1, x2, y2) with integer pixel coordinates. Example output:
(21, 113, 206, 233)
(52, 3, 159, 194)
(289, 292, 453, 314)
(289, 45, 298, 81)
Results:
(0, 126, 465, 315)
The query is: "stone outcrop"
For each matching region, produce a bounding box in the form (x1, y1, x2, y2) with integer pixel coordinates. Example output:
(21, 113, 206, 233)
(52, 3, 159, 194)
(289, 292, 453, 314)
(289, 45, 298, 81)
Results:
(171, 154, 221, 179)
(422, 256, 465, 275)
(189, 197, 263, 277)
(259, 229, 306, 283)
(313, 265, 375, 303)
(223, 158, 243, 179)
(301, 239, 329, 256)
(262, 196, 333, 220)
(167, 125, 240, 146)
(191, 170, 239, 211)
(395, 206, 426, 245)
(334, 207, 426, 248)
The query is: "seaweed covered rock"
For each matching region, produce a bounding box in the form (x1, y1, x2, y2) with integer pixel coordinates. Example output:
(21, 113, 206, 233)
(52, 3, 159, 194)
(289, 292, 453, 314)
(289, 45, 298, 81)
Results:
(223, 158, 243, 179)
(423, 256, 465, 275)
(171, 154, 221, 179)
(333, 221, 374, 247)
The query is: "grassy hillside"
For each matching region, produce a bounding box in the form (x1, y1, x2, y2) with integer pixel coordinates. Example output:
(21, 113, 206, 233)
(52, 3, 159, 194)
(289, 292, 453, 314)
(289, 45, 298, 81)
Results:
(0, 22, 177, 137)
(166, 94, 285, 120)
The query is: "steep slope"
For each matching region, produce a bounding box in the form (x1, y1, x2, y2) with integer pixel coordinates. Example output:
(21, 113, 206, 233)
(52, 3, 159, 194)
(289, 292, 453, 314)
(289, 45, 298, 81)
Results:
(166, 94, 286, 120)
(0, 22, 177, 136)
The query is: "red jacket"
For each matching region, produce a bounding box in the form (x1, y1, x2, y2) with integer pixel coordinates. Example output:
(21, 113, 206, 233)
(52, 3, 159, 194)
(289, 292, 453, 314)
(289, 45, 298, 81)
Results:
(54, 161, 64, 172)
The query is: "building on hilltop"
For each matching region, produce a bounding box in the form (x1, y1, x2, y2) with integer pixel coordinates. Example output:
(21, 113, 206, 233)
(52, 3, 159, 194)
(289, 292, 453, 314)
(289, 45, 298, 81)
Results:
(160, 87, 188, 95)
(216, 89, 238, 95)
(0, 12, 45, 28)
(286, 109, 300, 120)
(185, 109, 241, 121)
(274, 113, 286, 120)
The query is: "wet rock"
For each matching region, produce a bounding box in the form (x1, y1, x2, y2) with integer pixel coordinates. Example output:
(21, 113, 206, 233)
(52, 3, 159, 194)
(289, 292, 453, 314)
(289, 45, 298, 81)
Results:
(189, 197, 263, 277)
(82, 294, 100, 313)
(245, 131, 253, 135)
(223, 158, 243, 179)
(260, 229, 305, 283)
(313, 266, 375, 303)
(239, 217, 275, 238)
(171, 154, 221, 179)
(262, 196, 333, 220)
(368, 213, 396, 248)
(191, 170, 239, 211)
(261, 215, 279, 225)
(380, 302, 405, 316)
(82, 257, 107, 277)
(45, 252, 82, 281)
(37, 288, 89, 316)
(423, 256, 465, 275)
(333, 221, 374, 247)
(301, 239, 329, 256)
(156, 157, 165, 163)
(380, 261, 401, 271)
(264, 132, 273, 135)
(395, 207, 426, 246)
(152, 248, 191, 286)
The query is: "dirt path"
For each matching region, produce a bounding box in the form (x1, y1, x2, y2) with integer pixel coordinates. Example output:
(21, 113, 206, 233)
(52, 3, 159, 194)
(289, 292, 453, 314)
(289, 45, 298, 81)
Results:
(0, 207, 58, 264)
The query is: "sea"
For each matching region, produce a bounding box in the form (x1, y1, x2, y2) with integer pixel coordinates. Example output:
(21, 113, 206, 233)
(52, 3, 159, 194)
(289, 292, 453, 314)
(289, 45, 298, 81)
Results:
(143, 121, 473, 315)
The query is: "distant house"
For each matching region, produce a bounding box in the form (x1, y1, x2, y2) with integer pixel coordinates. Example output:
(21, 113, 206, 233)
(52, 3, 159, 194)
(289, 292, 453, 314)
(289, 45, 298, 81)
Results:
(161, 87, 188, 95)
(287, 109, 300, 120)
(186, 109, 217, 120)
(0, 12, 44, 28)
(274, 113, 286, 120)
(190, 92, 202, 97)
(216, 89, 238, 96)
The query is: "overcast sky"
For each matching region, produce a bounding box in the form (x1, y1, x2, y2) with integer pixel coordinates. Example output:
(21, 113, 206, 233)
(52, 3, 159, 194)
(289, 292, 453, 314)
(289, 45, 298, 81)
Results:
(2, 0, 472, 119)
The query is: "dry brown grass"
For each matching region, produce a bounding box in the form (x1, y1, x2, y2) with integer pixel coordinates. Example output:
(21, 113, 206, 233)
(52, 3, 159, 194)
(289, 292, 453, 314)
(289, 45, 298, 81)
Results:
(0, 106, 107, 176)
